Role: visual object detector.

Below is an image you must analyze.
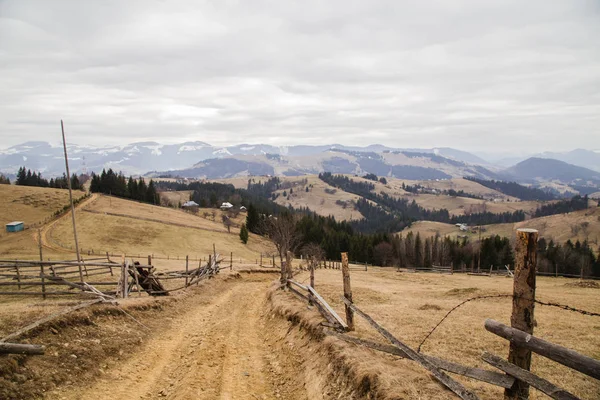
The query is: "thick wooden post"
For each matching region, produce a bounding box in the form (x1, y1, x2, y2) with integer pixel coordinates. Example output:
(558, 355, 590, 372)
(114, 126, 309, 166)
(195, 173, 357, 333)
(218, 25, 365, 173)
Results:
(38, 229, 46, 299)
(286, 251, 293, 280)
(260, 253, 263, 266)
(505, 228, 538, 400)
(365, 261, 367, 271)
(15, 264, 21, 290)
(230, 252, 233, 271)
(341, 252, 354, 331)
(148, 255, 152, 266)
(272, 254, 275, 267)
(309, 257, 315, 306)
(185, 255, 189, 287)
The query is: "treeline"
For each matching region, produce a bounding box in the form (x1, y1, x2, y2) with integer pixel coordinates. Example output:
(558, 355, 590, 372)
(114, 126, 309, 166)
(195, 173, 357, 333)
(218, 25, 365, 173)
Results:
(402, 182, 483, 200)
(533, 195, 590, 217)
(0, 174, 10, 184)
(15, 166, 82, 190)
(89, 169, 159, 205)
(537, 238, 600, 277)
(318, 173, 525, 231)
(465, 177, 555, 201)
(155, 177, 287, 216)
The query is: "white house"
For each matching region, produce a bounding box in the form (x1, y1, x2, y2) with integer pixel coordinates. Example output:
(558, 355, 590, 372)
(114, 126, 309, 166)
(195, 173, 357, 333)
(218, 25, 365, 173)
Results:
(220, 202, 233, 210)
(240, 206, 247, 212)
(182, 201, 199, 207)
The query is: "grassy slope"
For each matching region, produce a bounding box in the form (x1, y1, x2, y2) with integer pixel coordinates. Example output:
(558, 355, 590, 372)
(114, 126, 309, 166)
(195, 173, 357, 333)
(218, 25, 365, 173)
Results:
(47, 195, 274, 260)
(402, 207, 600, 252)
(0, 184, 85, 227)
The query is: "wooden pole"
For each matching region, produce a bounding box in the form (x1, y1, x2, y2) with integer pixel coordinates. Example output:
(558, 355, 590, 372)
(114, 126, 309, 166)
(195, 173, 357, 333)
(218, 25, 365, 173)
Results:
(341, 252, 354, 331)
(15, 264, 21, 290)
(286, 251, 293, 280)
(148, 255, 152, 266)
(0, 343, 45, 355)
(260, 253, 263, 266)
(309, 257, 315, 306)
(38, 229, 46, 299)
(185, 255, 189, 287)
(230, 252, 233, 271)
(272, 254, 275, 267)
(61, 120, 85, 284)
(506, 228, 538, 400)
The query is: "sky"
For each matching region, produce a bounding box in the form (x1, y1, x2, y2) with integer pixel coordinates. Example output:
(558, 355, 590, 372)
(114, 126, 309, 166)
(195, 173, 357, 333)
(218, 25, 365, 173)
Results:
(1, 0, 599, 155)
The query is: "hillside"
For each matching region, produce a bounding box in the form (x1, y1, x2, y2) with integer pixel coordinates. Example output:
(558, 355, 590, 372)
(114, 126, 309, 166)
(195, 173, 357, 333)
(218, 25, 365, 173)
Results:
(402, 206, 600, 254)
(504, 157, 600, 184)
(0, 184, 85, 228)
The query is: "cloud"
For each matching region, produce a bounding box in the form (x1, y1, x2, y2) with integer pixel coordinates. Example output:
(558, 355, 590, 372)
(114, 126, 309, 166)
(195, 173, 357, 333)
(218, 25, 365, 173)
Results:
(0, 0, 599, 154)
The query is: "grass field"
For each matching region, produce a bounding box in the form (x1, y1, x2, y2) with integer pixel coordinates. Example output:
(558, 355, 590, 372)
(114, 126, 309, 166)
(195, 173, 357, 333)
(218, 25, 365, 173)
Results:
(290, 267, 600, 399)
(47, 195, 274, 261)
(0, 185, 85, 228)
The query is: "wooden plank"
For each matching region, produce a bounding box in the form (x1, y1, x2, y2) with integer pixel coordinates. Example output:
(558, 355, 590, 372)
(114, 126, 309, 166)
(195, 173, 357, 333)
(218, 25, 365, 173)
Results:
(0, 343, 45, 355)
(482, 352, 579, 400)
(341, 297, 479, 400)
(307, 286, 348, 330)
(485, 319, 600, 380)
(0, 299, 103, 342)
(326, 331, 515, 389)
(288, 279, 309, 291)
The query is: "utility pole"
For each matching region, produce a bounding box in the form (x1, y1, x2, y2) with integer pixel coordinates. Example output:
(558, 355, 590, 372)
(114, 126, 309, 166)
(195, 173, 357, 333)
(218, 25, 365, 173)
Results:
(61, 120, 84, 284)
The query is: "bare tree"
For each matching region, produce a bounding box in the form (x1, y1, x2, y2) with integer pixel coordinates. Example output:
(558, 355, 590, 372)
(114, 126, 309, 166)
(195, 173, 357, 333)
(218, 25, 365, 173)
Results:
(262, 213, 302, 284)
(222, 214, 232, 233)
(303, 243, 325, 271)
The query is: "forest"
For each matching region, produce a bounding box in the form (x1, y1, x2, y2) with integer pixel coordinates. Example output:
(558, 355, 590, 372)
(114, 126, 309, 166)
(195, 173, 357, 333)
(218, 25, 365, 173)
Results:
(14, 166, 82, 190)
(89, 169, 160, 205)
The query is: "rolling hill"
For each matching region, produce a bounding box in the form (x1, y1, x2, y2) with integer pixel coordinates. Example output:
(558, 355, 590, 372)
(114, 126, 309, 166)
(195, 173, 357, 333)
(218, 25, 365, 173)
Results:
(503, 157, 600, 185)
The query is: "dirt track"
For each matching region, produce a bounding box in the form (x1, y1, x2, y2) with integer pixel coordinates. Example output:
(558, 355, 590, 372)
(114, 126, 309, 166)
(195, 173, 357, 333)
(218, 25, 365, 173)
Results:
(48, 276, 313, 400)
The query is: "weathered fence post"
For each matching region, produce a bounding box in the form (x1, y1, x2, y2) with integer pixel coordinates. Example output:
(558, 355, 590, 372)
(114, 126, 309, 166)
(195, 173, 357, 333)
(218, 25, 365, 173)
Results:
(279, 253, 286, 285)
(15, 263, 21, 290)
(341, 252, 354, 331)
(148, 255, 152, 266)
(230, 252, 233, 271)
(365, 261, 367, 271)
(260, 253, 263, 266)
(273, 255, 275, 267)
(505, 228, 538, 400)
(286, 251, 293, 280)
(309, 257, 315, 306)
(185, 255, 189, 287)
(38, 229, 46, 299)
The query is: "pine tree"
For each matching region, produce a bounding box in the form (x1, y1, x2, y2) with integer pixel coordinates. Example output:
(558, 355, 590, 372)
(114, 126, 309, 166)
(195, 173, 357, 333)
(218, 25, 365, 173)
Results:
(246, 204, 260, 233)
(239, 224, 249, 244)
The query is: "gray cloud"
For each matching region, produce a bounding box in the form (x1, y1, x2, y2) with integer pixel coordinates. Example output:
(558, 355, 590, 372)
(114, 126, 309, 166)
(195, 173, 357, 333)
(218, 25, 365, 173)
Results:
(1, 0, 599, 154)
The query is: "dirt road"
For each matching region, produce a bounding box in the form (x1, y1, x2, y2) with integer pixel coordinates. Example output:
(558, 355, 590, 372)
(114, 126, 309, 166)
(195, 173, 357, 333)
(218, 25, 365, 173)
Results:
(49, 276, 313, 400)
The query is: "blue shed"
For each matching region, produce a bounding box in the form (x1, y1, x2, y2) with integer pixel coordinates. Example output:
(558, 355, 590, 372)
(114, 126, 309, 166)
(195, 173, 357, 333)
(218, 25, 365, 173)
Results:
(6, 221, 24, 233)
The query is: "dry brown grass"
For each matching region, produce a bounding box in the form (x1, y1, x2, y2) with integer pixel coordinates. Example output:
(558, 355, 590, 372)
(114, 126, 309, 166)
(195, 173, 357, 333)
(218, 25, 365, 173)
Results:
(0, 185, 83, 228)
(287, 268, 600, 399)
(48, 201, 274, 261)
(158, 190, 193, 206)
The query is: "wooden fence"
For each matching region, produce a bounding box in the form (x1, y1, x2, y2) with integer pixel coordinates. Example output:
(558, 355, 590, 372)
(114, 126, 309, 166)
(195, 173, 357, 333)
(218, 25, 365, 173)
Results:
(280, 228, 600, 400)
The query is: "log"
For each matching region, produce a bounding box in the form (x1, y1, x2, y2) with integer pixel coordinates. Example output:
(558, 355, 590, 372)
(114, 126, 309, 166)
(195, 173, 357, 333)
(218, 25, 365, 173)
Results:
(0, 343, 45, 355)
(326, 331, 515, 389)
(482, 352, 579, 400)
(341, 297, 479, 400)
(485, 319, 600, 380)
(1, 299, 103, 343)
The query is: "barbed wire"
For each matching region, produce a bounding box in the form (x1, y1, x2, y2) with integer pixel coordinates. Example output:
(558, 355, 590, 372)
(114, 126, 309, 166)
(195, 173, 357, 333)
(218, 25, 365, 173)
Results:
(416, 294, 600, 353)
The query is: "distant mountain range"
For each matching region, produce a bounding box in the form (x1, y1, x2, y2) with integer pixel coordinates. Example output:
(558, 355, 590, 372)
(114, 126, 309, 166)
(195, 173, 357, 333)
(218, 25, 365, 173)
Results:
(1, 141, 599, 193)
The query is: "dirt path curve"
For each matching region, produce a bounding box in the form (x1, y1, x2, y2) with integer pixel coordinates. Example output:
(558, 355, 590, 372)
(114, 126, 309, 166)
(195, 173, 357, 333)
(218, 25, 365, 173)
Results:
(37, 193, 99, 254)
(50, 277, 309, 400)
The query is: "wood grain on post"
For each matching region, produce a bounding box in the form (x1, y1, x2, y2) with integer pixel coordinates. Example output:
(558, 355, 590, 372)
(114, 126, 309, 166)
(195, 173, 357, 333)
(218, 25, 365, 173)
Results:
(506, 228, 538, 400)
(341, 252, 354, 331)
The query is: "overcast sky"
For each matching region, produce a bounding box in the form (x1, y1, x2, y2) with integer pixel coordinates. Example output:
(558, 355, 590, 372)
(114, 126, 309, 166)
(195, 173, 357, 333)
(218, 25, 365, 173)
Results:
(1, 0, 599, 154)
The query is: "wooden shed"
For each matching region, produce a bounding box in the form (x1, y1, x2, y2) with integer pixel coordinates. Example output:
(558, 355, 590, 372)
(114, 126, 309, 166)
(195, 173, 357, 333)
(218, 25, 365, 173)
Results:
(5, 221, 24, 233)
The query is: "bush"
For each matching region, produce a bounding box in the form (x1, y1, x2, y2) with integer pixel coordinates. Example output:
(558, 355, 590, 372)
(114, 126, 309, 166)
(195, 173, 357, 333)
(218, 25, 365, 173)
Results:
(239, 224, 249, 244)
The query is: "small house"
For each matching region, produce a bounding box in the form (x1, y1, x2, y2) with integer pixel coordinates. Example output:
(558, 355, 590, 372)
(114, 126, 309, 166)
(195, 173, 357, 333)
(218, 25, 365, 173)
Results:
(239, 206, 247, 212)
(182, 201, 199, 208)
(6, 221, 24, 233)
(220, 202, 233, 210)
